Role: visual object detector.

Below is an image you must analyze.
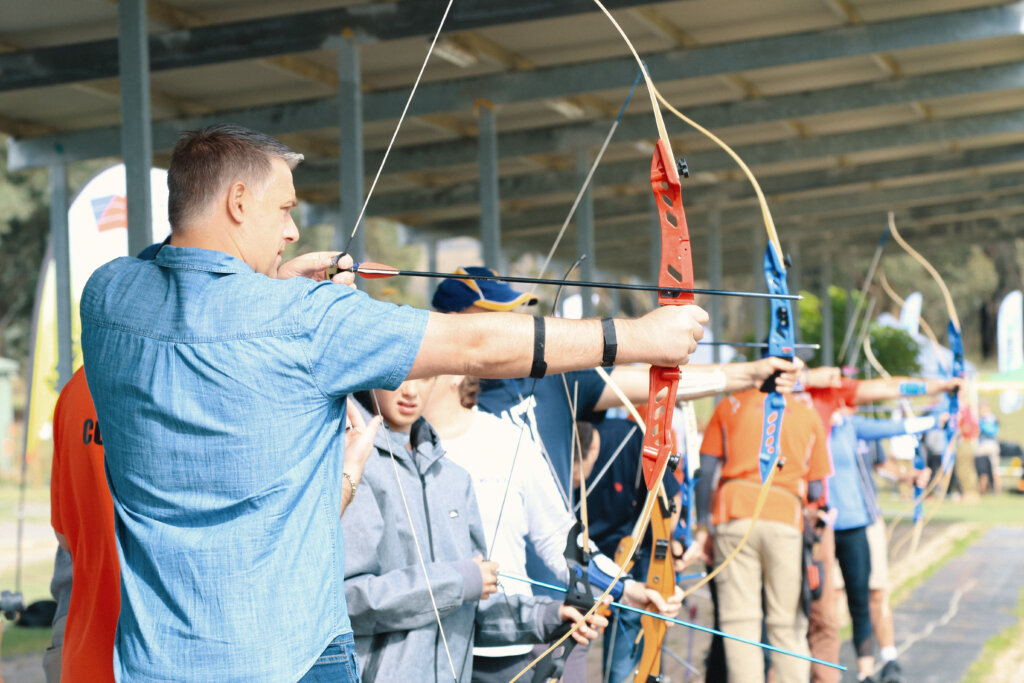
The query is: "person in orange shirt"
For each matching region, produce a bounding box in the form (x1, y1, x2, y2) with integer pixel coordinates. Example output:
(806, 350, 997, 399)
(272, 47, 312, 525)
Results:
(695, 387, 831, 683)
(50, 367, 119, 683)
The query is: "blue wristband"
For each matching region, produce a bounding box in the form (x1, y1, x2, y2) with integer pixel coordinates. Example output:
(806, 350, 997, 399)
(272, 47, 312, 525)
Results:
(899, 381, 927, 396)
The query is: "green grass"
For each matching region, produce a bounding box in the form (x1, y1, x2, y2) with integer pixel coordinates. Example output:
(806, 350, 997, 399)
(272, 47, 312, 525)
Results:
(0, 559, 59, 608)
(1, 624, 53, 659)
(0, 482, 50, 524)
(960, 587, 1024, 683)
(877, 487, 1024, 527)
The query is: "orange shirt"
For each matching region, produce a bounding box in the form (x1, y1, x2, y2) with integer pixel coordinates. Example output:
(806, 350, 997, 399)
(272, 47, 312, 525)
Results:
(700, 388, 831, 528)
(50, 368, 118, 683)
(808, 378, 860, 430)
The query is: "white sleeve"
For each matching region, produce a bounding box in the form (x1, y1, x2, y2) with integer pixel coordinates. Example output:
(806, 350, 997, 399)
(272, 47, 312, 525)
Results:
(520, 436, 574, 585)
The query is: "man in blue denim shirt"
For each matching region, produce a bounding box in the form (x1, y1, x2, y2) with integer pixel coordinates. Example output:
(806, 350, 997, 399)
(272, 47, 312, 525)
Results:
(81, 125, 708, 682)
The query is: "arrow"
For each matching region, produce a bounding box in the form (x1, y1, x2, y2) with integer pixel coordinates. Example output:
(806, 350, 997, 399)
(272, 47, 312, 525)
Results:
(497, 572, 846, 671)
(328, 260, 801, 301)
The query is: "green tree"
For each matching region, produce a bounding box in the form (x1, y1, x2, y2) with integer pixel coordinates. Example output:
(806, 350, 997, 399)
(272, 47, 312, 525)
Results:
(865, 324, 921, 377)
(0, 137, 49, 364)
(797, 285, 920, 375)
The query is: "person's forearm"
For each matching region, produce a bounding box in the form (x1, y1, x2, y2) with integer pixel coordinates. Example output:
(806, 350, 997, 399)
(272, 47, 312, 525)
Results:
(679, 366, 729, 399)
(594, 364, 728, 410)
(853, 377, 951, 405)
(409, 306, 705, 380)
(851, 414, 938, 441)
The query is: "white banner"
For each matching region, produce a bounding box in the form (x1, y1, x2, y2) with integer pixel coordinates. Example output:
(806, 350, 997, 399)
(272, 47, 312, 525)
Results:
(899, 291, 922, 336)
(998, 290, 1024, 413)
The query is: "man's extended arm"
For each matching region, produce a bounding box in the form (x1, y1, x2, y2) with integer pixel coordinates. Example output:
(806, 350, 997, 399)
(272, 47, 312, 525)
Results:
(852, 377, 960, 405)
(592, 356, 802, 411)
(409, 305, 708, 380)
(802, 366, 960, 404)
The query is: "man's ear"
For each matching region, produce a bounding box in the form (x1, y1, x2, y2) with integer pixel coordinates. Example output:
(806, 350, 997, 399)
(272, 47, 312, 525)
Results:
(225, 181, 247, 224)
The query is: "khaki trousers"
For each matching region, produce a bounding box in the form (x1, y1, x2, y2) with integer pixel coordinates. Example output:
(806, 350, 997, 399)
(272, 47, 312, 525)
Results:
(714, 519, 809, 683)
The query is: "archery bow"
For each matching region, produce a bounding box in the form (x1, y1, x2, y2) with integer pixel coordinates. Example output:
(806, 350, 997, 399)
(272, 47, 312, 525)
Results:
(508, 1, 701, 675)
(886, 212, 964, 557)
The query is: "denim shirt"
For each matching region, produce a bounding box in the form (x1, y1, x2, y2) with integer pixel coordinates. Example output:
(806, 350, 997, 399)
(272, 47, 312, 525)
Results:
(80, 246, 428, 682)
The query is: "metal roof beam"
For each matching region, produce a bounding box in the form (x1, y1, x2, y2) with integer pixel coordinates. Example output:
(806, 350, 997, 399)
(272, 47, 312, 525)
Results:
(345, 139, 1024, 220)
(10, 5, 1024, 168)
(0, 0, 674, 93)
(410, 167, 1024, 239)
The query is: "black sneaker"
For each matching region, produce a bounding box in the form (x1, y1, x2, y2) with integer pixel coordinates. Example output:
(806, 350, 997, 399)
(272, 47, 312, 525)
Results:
(880, 660, 904, 683)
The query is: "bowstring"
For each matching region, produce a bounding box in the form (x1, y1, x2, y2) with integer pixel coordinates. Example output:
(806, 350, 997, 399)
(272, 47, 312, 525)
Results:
(340, 0, 455, 254)
(371, 391, 459, 681)
(341, 5, 457, 674)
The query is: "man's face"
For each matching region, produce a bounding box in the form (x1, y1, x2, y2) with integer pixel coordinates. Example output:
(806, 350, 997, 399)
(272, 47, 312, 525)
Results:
(572, 429, 601, 489)
(373, 378, 438, 432)
(242, 157, 299, 277)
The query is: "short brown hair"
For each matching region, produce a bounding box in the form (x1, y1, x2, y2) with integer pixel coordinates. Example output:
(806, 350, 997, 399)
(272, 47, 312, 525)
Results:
(167, 124, 304, 231)
(459, 376, 481, 409)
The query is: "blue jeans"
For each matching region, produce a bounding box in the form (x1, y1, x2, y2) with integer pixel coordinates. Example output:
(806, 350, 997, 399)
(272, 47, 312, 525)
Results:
(602, 608, 643, 683)
(298, 633, 360, 683)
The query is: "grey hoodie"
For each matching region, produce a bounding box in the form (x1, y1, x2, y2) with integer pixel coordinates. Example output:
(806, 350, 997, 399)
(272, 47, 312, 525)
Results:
(342, 408, 563, 682)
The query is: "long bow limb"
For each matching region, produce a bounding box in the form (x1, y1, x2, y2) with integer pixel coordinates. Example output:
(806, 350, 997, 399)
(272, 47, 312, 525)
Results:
(886, 212, 964, 558)
(878, 270, 945, 363)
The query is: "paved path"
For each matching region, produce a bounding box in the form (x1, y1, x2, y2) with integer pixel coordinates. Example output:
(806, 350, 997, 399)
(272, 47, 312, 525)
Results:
(839, 525, 1024, 682)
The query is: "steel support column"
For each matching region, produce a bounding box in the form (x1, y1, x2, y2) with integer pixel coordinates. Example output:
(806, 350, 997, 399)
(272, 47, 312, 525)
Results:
(338, 37, 365, 261)
(49, 165, 72, 390)
(427, 237, 439, 273)
(118, 0, 153, 257)
(576, 148, 596, 318)
(821, 249, 834, 366)
(478, 104, 501, 269)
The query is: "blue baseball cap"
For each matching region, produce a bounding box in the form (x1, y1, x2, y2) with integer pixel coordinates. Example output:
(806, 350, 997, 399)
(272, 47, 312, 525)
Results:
(431, 266, 539, 313)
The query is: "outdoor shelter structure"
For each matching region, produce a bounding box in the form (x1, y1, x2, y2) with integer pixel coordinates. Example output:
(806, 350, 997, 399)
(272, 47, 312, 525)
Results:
(5, 0, 1024, 381)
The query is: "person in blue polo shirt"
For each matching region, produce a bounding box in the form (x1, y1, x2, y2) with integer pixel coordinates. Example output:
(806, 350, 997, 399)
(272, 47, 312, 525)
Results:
(79, 124, 709, 683)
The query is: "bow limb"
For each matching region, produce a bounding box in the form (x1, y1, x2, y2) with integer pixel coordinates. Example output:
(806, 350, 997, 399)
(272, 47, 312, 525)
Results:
(592, 368, 682, 682)
(887, 214, 960, 334)
(878, 270, 945, 360)
(886, 213, 964, 558)
(634, 487, 677, 683)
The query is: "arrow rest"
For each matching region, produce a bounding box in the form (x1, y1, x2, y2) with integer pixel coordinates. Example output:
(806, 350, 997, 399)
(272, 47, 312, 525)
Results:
(676, 157, 689, 179)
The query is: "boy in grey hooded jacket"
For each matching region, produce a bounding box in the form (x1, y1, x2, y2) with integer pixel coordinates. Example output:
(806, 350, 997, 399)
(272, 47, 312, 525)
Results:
(343, 379, 604, 682)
